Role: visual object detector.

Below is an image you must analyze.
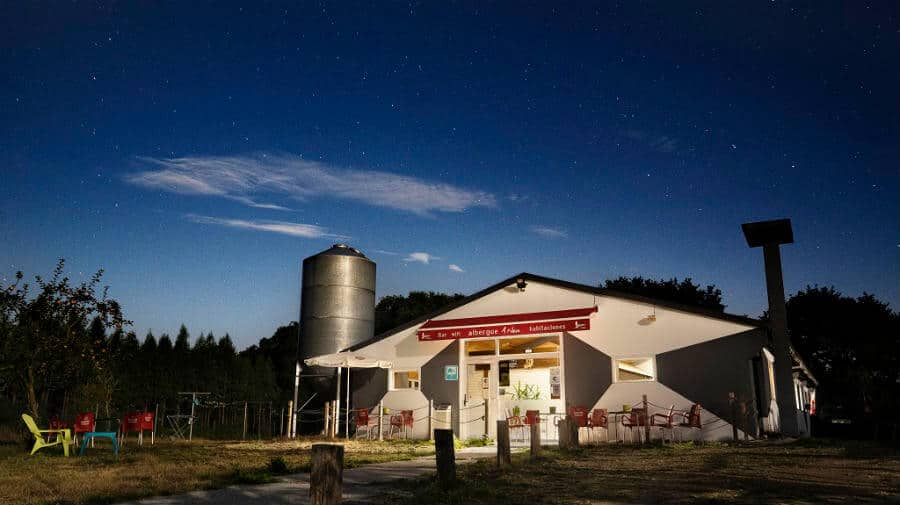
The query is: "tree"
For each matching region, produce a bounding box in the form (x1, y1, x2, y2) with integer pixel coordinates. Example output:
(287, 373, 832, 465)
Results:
(786, 286, 899, 423)
(0, 259, 128, 419)
(602, 276, 725, 312)
(374, 291, 467, 334)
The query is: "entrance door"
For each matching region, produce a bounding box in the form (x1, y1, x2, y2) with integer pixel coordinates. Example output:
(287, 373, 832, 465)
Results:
(465, 363, 494, 438)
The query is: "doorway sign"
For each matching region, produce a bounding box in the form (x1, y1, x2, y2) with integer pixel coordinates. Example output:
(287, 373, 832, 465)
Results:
(444, 365, 459, 381)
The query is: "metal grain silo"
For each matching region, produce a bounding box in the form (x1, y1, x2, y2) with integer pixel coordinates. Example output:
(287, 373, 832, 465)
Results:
(299, 244, 376, 362)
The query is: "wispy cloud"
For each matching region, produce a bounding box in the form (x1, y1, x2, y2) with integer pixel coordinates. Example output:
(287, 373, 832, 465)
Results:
(126, 153, 497, 216)
(372, 249, 399, 256)
(448, 264, 464, 273)
(530, 226, 568, 238)
(404, 252, 438, 264)
(186, 214, 348, 240)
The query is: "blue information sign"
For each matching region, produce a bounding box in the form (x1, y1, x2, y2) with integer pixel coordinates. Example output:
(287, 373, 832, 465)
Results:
(444, 365, 459, 381)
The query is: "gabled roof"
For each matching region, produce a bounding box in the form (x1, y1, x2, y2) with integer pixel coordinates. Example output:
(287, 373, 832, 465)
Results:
(347, 272, 765, 352)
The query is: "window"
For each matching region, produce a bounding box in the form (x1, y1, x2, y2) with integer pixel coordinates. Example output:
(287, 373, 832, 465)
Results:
(498, 335, 560, 355)
(465, 339, 496, 356)
(614, 357, 655, 382)
(391, 370, 420, 390)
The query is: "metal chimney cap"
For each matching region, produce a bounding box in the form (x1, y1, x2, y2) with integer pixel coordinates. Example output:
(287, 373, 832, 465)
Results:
(308, 243, 369, 258)
(741, 219, 794, 248)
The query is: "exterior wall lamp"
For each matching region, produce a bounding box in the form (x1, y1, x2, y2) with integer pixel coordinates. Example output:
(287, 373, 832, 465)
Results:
(515, 277, 528, 291)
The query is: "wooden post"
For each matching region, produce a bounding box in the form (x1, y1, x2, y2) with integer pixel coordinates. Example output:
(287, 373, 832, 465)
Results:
(483, 400, 489, 438)
(332, 401, 339, 439)
(643, 395, 651, 445)
(286, 401, 293, 438)
(530, 422, 541, 459)
(323, 402, 331, 437)
(496, 420, 511, 467)
(729, 392, 738, 441)
(378, 401, 384, 441)
(428, 399, 434, 441)
(558, 417, 570, 449)
(153, 403, 158, 445)
(242, 402, 248, 440)
(568, 415, 580, 448)
(434, 429, 456, 489)
(310, 444, 344, 505)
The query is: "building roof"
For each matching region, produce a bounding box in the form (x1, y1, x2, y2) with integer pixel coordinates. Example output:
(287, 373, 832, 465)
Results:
(347, 272, 765, 352)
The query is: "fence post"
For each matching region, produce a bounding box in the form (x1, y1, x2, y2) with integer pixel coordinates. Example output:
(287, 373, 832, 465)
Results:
(428, 399, 434, 441)
(434, 428, 456, 489)
(242, 402, 248, 440)
(378, 400, 384, 441)
(322, 402, 331, 437)
(310, 444, 344, 505)
(153, 403, 158, 445)
(530, 422, 541, 459)
(497, 420, 511, 467)
(483, 400, 489, 438)
(558, 417, 569, 449)
(643, 394, 651, 445)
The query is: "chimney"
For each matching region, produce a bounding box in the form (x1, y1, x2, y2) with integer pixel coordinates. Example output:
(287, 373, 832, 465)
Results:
(742, 218, 800, 437)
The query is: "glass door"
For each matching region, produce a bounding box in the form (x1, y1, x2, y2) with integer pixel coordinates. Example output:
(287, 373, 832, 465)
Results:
(464, 362, 493, 439)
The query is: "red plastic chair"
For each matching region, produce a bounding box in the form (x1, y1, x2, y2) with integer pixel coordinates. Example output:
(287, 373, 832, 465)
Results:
(48, 416, 70, 443)
(139, 412, 155, 445)
(651, 405, 677, 443)
(73, 412, 96, 447)
(355, 409, 377, 439)
(568, 406, 589, 427)
(620, 407, 647, 443)
(675, 404, 702, 441)
(401, 410, 414, 438)
(388, 413, 403, 438)
(524, 410, 540, 426)
(589, 408, 608, 443)
(121, 412, 141, 446)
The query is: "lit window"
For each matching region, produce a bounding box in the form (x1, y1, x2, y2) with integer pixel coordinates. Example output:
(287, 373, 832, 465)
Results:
(614, 358, 655, 382)
(465, 339, 496, 356)
(499, 335, 560, 355)
(392, 370, 420, 390)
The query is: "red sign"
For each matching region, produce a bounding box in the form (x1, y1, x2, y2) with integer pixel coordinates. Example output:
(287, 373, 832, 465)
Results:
(417, 318, 590, 341)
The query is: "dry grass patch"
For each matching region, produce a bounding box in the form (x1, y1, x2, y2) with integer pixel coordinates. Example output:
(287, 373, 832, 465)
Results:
(382, 440, 900, 504)
(0, 436, 434, 505)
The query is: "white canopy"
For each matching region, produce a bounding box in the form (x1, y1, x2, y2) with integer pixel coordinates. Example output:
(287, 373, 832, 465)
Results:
(304, 351, 392, 438)
(304, 352, 392, 369)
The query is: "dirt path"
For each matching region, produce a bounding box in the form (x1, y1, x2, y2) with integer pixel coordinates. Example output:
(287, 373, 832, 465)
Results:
(116, 447, 499, 505)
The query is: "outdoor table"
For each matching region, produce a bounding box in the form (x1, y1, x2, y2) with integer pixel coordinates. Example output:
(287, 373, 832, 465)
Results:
(79, 432, 119, 456)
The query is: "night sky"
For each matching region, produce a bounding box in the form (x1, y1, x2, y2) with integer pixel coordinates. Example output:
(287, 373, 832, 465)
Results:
(2, 2, 897, 348)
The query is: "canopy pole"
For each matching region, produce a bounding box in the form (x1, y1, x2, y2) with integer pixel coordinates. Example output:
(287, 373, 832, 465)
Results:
(334, 366, 342, 438)
(345, 368, 350, 438)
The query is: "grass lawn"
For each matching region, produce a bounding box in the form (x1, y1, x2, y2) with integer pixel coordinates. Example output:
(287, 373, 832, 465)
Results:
(0, 436, 435, 505)
(381, 440, 900, 504)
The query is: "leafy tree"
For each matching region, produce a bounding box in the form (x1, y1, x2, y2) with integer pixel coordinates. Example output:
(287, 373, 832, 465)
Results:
(0, 259, 128, 419)
(602, 276, 725, 312)
(374, 291, 466, 334)
(786, 286, 899, 422)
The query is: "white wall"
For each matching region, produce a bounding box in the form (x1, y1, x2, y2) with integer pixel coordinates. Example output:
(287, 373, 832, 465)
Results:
(592, 380, 745, 442)
(355, 278, 759, 441)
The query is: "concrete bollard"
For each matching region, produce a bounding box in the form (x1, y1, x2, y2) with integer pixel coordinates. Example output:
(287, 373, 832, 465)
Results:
(310, 444, 344, 505)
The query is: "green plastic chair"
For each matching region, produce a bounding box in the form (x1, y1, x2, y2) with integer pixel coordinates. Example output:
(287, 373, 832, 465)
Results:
(22, 414, 75, 457)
